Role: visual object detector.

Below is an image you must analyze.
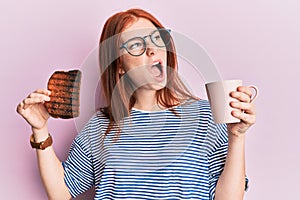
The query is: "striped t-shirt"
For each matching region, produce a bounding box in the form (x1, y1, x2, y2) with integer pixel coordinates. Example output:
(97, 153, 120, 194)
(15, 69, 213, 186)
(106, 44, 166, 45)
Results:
(63, 100, 231, 199)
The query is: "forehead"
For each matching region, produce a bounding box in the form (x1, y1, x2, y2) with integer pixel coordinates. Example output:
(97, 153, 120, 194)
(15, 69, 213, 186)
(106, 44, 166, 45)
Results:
(120, 18, 157, 42)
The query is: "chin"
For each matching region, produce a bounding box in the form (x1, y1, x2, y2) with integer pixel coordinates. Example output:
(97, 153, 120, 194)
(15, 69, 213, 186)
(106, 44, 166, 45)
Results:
(151, 81, 167, 91)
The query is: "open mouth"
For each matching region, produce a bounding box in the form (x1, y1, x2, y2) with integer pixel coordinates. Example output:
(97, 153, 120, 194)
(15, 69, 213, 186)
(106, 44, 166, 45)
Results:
(150, 61, 163, 77)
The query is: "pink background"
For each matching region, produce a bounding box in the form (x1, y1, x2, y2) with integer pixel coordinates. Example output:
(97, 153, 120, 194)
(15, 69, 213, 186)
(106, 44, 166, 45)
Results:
(1, 0, 299, 199)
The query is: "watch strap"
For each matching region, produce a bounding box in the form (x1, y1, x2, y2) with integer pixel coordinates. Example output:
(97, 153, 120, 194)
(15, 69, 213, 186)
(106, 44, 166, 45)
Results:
(30, 134, 53, 150)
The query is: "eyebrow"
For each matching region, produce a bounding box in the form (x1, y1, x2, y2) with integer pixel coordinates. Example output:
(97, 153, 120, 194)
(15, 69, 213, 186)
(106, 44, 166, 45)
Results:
(120, 28, 157, 42)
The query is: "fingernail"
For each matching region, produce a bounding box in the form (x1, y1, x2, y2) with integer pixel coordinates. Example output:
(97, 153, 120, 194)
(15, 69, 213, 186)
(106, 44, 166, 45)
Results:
(232, 110, 239, 117)
(237, 86, 243, 91)
(231, 91, 238, 97)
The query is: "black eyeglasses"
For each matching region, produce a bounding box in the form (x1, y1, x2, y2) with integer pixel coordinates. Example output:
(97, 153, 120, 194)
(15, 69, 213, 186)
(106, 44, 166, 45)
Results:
(120, 28, 171, 56)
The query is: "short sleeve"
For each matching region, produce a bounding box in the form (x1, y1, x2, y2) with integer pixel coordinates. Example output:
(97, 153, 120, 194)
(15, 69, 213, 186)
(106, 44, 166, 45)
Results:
(62, 131, 94, 198)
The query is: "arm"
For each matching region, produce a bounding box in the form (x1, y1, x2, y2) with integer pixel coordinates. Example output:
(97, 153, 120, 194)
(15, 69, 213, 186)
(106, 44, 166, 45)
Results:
(17, 89, 71, 200)
(214, 86, 256, 200)
(33, 127, 71, 200)
(214, 134, 246, 200)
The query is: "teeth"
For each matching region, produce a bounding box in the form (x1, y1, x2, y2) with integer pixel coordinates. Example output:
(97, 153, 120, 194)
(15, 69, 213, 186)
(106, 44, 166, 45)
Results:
(150, 61, 162, 77)
(153, 61, 160, 66)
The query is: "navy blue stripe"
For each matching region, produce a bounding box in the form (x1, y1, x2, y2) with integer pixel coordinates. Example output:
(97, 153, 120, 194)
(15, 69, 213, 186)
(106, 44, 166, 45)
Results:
(63, 100, 233, 199)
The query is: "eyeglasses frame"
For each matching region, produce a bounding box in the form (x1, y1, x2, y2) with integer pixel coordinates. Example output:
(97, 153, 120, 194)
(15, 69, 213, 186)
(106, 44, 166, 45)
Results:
(119, 28, 171, 57)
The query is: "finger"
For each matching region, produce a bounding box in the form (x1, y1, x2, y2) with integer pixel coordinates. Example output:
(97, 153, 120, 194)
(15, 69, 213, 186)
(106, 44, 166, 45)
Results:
(23, 96, 49, 109)
(16, 101, 25, 114)
(28, 92, 51, 101)
(230, 91, 251, 103)
(232, 110, 256, 125)
(34, 89, 51, 96)
(230, 101, 256, 114)
(237, 86, 252, 97)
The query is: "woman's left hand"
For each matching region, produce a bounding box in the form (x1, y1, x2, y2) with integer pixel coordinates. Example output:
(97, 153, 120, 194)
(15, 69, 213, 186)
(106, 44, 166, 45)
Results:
(227, 86, 257, 136)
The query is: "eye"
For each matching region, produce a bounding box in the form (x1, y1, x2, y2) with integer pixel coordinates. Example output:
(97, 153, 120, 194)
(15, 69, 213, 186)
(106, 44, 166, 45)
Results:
(152, 34, 162, 41)
(126, 37, 144, 51)
(128, 41, 143, 50)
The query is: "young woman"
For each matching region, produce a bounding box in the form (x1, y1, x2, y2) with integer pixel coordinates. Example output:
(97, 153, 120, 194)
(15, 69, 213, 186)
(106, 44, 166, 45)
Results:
(17, 8, 256, 200)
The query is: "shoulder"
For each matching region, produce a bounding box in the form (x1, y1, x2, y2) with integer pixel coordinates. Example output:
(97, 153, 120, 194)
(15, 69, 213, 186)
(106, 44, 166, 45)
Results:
(182, 99, 227, 131)
(175, 99, 213, 128)
(75, 111, 109, 143)
(88, 111, 109, 127)
(180, 99, 212, 115)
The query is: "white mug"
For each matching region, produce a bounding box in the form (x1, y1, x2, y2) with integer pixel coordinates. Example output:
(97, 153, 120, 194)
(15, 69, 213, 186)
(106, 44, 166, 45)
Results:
(205, 80, 258, 124)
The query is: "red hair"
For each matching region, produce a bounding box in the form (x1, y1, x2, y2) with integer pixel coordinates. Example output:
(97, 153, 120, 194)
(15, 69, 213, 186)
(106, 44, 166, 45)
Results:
(99, 8, 197, 135)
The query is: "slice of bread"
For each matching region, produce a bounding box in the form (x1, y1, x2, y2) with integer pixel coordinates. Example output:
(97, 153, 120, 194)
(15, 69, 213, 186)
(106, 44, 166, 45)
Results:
(44, 70, 82, 119)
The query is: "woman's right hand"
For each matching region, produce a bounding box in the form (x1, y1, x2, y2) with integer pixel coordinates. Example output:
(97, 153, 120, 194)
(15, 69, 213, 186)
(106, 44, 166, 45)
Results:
(16, 89, 51, 131)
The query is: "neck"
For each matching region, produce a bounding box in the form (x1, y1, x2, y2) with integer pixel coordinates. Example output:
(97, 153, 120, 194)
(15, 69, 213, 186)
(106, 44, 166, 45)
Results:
(133, 89, 162, 111)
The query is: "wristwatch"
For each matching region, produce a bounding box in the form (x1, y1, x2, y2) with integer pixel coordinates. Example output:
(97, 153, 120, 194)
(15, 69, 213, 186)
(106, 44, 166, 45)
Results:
(30, 134, 53, 150)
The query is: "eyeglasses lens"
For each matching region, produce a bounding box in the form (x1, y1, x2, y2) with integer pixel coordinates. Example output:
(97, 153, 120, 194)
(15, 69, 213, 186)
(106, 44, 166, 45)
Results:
(125, 29, 171, 56)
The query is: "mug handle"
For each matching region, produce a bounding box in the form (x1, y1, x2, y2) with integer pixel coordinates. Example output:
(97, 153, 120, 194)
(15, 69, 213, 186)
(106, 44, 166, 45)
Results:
(248, 85, 259, 103)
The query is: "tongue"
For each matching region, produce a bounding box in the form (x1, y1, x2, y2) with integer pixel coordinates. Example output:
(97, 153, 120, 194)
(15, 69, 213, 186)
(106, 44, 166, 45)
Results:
(151, 65, 161, 77)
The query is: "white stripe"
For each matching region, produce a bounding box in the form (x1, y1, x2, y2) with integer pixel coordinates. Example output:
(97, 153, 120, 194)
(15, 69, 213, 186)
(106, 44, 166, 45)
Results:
(63, 100, 231, 199)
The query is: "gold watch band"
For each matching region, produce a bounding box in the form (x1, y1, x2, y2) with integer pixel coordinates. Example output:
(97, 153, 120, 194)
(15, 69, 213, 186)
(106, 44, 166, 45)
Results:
(30, 134, 53, 150)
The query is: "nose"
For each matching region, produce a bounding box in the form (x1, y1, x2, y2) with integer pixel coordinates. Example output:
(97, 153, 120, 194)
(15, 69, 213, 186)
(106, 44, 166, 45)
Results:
(146, 45, 157, 56)
(145, 37, 157, 56)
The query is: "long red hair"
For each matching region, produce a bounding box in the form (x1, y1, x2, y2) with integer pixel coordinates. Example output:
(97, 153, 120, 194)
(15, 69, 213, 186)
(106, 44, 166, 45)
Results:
(99, 8, 197, 135)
